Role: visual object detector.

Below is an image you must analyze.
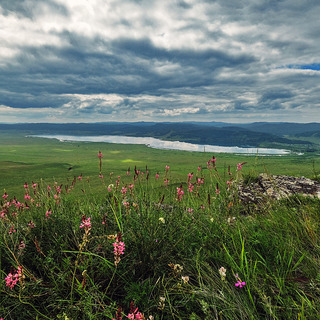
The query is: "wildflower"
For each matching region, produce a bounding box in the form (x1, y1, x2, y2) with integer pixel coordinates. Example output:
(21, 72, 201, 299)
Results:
(187, 172, 193, 182)
(237, 162, 246, 171)
(158, 296, 165, 310)
(197, 166, 201, 171)
(176, 185, 184, 201)
(18, 241, 26, 255)
(113, 232, 125, 266)
(182, 275, 190, 284)
(127, 167, 130, 176)
(28, 221, 35, 228)
(187, 208, 194, 214)
(235, 280, 246, 288)
(99, 174, 103, 178)
(108, 184, 114, 192)
(80, 216, 91, 231)
(113, 306, 122, 320)
(97, 151, 103, 159)
(2, 192, 8, 200)
(121, 186, 127, 195)
(159, 217, 165, 224)
(188, 183, 194, 193)
(45, 210, 52, 220)
(227, 216, 236, 224)
(78, 176, 82, 180)
(215, 183, 220, 195)
(219, 267, 227, 281)
(164, 179, 169, 187)
(24, 193, 31, 201)
(5, 266, 22, 290)
(9, 225, 16, 234)
(165, 165, 170, 172)
(24, 182, 29, 189)
(155, 173, 159, 180)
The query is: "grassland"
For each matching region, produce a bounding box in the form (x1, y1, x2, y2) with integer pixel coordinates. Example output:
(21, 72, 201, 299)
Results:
(1, 131, 319, 196)
(1, 131, 320, 319)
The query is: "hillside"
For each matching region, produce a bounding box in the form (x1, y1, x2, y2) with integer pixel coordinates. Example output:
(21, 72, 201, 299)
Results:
(0, 122, 315, 149)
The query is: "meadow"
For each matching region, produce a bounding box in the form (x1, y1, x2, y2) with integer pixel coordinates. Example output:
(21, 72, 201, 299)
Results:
(1, 131, 320, 319)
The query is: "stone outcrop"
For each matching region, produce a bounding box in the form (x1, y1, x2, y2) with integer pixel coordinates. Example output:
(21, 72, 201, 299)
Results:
(237, 174, 320, 206)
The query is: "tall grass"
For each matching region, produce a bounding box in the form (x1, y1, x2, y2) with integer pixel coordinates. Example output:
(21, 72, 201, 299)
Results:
(1, 152, 320, 319)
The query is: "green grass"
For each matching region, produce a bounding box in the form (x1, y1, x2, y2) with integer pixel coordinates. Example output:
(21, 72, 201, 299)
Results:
(1, 132, 320, 319)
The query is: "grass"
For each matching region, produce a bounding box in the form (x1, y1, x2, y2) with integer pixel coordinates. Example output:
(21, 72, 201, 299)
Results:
(0, 132, 320, 319)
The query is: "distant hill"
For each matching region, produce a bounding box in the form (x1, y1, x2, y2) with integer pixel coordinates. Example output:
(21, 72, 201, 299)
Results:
(0, 122, 315, 148)
(294, 130, 320, 138)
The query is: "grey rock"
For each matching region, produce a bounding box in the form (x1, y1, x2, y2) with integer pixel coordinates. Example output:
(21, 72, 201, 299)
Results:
(237, 174, 320, 205)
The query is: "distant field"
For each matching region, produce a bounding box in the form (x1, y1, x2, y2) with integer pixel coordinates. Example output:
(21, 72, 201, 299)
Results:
(1, 131, 319, 197)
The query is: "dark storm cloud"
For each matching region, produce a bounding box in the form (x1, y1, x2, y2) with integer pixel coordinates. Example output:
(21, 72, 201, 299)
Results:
(0, 0, 319, 122)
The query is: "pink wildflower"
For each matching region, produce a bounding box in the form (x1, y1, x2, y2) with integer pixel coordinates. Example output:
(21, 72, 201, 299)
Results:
(155, 173, 159, 180)
(165, 165, 170, 172)
(113, 232, 125, 266)
(97, 151, 103, 159)
(24, 194, 31, 201)
(80, 216, 91, 231)
(113, 240, 125, 255)
(121, 186, 127, 195)
(235, 280, 246, 288)
(187, 172, 193, 182)
(237, 163, 243, 171)
(2, 192, 8, 200)
(45, 210, 52, 220)
(99, 174, 104, 178)
(176, 185, 184, 201)
(18, 241, 25, 255)
(28, 221, 35, 228)
(9, 225, 16, 234)
(5, 266, 22, 290)
(78, 176, 82, 180)
(188, 183, 194, 193)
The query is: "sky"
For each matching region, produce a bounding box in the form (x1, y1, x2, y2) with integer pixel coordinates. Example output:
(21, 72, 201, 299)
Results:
(0, 0, 319, 124)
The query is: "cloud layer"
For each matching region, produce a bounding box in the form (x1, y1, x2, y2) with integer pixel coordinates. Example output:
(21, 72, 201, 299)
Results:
(0, 0, 319, 123)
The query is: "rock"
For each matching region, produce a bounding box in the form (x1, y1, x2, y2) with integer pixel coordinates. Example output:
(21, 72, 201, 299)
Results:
(237, 174, 320, 206)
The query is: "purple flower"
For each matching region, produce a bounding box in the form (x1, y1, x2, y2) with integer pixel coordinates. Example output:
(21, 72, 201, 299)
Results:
(235, 280, 246, 288)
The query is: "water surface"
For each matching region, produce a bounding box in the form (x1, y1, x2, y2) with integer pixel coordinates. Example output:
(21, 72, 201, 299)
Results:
(30, 134, 290, 155)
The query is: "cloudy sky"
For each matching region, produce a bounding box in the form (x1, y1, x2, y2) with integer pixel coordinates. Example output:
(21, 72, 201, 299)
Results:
(0, 0, 319, 123)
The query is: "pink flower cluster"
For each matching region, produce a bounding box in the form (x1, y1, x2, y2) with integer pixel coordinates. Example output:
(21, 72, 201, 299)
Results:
(176, 185, 184, 201)
(127, 308, 144, 320)
(113, 239, 125, 256)
(5, 266, 22, 290)
(80, 216, 92, 231)
(113, 232, 125, 266)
